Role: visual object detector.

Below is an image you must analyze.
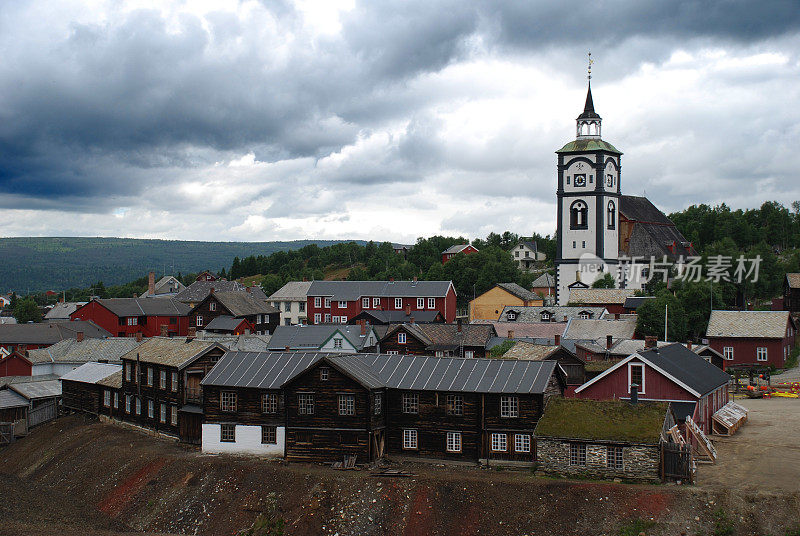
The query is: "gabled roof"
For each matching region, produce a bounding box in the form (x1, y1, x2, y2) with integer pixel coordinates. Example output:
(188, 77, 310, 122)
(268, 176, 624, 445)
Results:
(307, 280, 454, 301)
(382, 323, 496, 349)
(535, 398, 667, 444)
(268, 281, 313, 301)
(576, 338, 668, 358)
(563, 317, 637, 342)
(208, 291, 279, 317)
(97, 370, 123, 389)
(268, 325, 374, 351)
(473, 320, 567, 340)
(568, 288, 637, 305)
(0, 321, 112, 345)
(623, 296, 655, 310)
(350, 309, 443, 324)
(197, 333, 272, 352)
(517, 240, 538, 252)
(495, 283, 538, 301)
(0, 389, 28, 409)
(27, 337, 142, 365)
(60, 362, 122, 384)
(85, 298, 191, 317)
(575, 342, 731, 398)
(201, 351, 329, 389)
(442, 244, 473, 254)
(531, 273, 555, 288)
(174, 280, 246, 303)
(9, 379, 61, 400)
(140, 276, 186, 298)
(205, 316, 250, 332)
(706, 310, 792, 339)
(499, 306, 606, 322)
(502, 341, 561, 361)
(117, 337, 225, 369)
(787, 273, 800, 289)
(44, 302, 86, 320)
(619, 196, 696, 259)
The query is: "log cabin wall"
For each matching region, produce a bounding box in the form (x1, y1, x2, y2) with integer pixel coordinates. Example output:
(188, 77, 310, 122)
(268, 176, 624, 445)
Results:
(482, 393, 542, 462)
(120, 359, 182, 436)
(380, 328, 430, 355)
(283, 363, 375, 462)
(61, 380, 101, 415)
(204, 385, 284, 427)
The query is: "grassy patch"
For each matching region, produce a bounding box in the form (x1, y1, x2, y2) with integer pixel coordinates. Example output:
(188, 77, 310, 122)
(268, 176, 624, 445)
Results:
(712, 509, 734, 536)
(584, 359, 623, 372)
(618, 518, 657, 536)
(786, 527, 800, 536)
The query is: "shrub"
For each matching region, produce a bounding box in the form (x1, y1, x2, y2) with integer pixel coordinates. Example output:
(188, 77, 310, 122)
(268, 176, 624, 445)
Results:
(619, 518, 657, 536)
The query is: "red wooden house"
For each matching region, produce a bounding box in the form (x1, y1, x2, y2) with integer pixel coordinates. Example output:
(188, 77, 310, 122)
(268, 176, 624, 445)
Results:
(0, 321, 111, 354)
(0, 351, 32, 377)
(574, 340, 730, 434)
(196, 271, 219, 282)
(441, 244, 478, 264)
(705, 310, 797, 369)
(306, 280, 456, 324)
(70, 298, 191, 338)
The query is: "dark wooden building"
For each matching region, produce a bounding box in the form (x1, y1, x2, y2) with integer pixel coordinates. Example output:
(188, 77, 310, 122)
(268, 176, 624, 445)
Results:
(379, 322, 496, 358)
(119, 337, 226, 443)
(61, 362, 122, 416)
(189, 290, 280, 336)
(785, 274, 800, 315)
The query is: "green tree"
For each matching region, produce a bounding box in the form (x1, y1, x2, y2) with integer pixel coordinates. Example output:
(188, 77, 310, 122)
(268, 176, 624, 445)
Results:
(13, 298, 41, 323)
(591, 273, 615, 288)
(635, 291, 687, 342)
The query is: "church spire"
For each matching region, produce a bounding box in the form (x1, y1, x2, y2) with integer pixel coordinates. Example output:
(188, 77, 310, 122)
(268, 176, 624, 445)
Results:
(576, 52, 601, 139)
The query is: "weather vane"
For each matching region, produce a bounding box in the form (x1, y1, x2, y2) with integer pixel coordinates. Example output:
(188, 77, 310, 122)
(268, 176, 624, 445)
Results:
(587, 51, 593, 81)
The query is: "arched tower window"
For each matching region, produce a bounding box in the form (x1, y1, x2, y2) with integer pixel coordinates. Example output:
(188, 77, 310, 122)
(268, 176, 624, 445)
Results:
(570, 200, 588, 230)
(607, 200, 616, 230)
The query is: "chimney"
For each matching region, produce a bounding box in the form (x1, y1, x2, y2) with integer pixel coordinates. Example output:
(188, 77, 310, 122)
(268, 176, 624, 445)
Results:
(508, 329, 515, 339)
(132, 293, 138, 299)
(148, 271, 155, 295)
(410, 316, 415, 325)
(413, 276, 418, 282)
(303, 277, 308, 282)
(644, 335, 657, 349)
(210, 287, 215, 294)
(686, 340, 693, 350)
(188, 327, 196, 339)
(135, 332, 143, 342)
(77, 331, 84, 342)
(563, 315, 568, 322)
(360, 322, 366, 335)
(606, 335, 613, 349)
(246, 287, 251, 294)
(457, 318, 462, 332)
(555, 333, 561, 346)
(160, 324, 168, 337)
(630, 384, 638, 405)
(405, 304, 411, 316)
(615, 313, 620, 320)
(285, 346, 291, 352)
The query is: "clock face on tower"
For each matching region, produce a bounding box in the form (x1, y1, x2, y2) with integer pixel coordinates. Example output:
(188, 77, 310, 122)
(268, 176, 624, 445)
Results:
(574, 174, 586, 187)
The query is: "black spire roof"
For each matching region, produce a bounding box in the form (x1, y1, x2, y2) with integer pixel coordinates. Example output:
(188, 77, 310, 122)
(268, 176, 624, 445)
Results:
(577, 83, 600, 120)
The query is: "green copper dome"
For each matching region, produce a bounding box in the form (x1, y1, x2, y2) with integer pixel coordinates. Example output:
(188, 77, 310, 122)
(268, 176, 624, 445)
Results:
(556, 138, 621, 154)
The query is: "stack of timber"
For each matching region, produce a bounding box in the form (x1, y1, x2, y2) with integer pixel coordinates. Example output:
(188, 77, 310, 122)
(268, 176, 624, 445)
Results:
(712, 402, 748, 436)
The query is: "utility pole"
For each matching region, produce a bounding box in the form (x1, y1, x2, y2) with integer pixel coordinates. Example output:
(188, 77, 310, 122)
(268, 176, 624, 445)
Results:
(664, 303, 669, 342)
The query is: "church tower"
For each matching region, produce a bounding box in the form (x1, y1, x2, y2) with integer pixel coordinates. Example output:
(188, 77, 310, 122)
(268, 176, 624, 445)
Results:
(555, 74, 622, 305)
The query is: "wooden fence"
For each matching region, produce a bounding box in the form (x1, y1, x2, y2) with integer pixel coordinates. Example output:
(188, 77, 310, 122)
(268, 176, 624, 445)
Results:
(0, 422, 15, 446)
(661, 441, 693, 483)
(28, 400, 57, 428)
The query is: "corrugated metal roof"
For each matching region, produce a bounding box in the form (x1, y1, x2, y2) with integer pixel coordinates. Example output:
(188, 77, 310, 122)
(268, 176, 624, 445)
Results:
(9, 379, 62, 399)
(0, 321, 111, 345)
(0, 389, 28, 409)
(60, 362, 122, 384)
(307, 280, 453, 301)
(201, 351, 327, 389)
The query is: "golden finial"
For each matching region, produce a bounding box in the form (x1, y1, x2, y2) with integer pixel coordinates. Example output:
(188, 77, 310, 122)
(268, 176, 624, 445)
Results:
(587, 51, 593, 81)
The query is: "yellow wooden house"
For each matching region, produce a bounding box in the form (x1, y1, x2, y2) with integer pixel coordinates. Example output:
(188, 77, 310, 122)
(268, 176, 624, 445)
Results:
(469, 283, 543, 322)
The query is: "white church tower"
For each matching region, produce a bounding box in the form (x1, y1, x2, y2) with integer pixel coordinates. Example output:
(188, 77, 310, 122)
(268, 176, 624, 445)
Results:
(555, 70, 622, 305)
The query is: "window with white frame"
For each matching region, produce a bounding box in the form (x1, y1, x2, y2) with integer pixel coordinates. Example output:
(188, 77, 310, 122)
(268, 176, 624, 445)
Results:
(127, 317, 137, 326)
(262, 393, 278, 413)
(320, 367, 329, 381)
(125, 395, 131, 413)
(220, 424, 235, 442)
(446, 394, 463, 416)
(607, 445, 623, 469)
(398, 332, 407, 344)
(500, 396, 519, 418)
(373, 298, 380, 308)
(261, 425, 277, 444)
(209, 301, 217, 311)
(196, 315, 203, 327)
(338, 394, 355, 415)
(579, 312, 590, 319)
(160, 370, 166, 389)
(757, 347, 768, 361)
(403, 429, 418, 449)
(490, 433, 507, 452)
(428, 298, 435, 309)
(395, 298, 402, 309)
(103, 390, 111, 407)
(540, 312, 550, 321)
(570, 442, 586, 466)
(629, 363, 645, 393)
(402, 392, 418, 414)
(147, 399, 154, 419)
(172, 371, 178, 392)
(160, 403, 167, 423)
(723, 347, 734, 360)
(374, 392, 382, 414)
(324, 297, 331, 308)
(220, 391, 237, 412)
(417, 298, 424, 308)
(135, 397, 141, 415)
(113, 392, 119, 408)
(125, 362, 131, 381)
(314, 313, 321, 323)
(446, 431, 462, 453)
(387, 350, 399, 355)
(147, 367, 153, 386)
(362, 297, 369, 308)
(324, 314, 331, 323)
(333, 337, 343, 348)
(515, 434, 531, 453)
(314, 297, 322, 307)
(171, 405, 177, 426)
(435, 351, 444, 357)
(338, 301, 347, 308)
(298, 393, 314, 414)
(464, 350, 474, 359)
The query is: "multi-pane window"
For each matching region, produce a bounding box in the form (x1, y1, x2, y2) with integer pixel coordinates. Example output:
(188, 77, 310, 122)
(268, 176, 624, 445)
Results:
(570, 443, 587, 466)
(395, 298, 402, 309)
(403, 429, 418, 449)
(333, 338, 342, 348)
(196, 315, 203, 327)
(446, 394, 463, 416)
(262, 393, 278, 413)
(757, 347, 768, 361)
(113, 392, 119, 408)
(402, 393, 419, 414)
(446, 431, 462, 453)
(607, 446, 623, 470)
(314, 297, 322, 307)
(373, 298, 380, 307)
(299, 302, 305, 312)
(500, 396, 518, 418)
(338, 301, 347, 308)
(220, 391, 237, 412)
(172, 371, 178, 392)
(298, 393, 314, 414)
(723, 347, 733, 360)
(160, 403, 167, 423)
(209, 302, 217, 311)
(324, 297, 331, 308)
(320, 367, 329, 381)
(464, 350, 474, 359)
(491, 433, 507, 452)
(629, 363, 644, 393)
(417, 298, 424, 308)
(147, 367, 153, 386)
(398, 332, 407, 344)
(160, 370, 167, 389)
(221, 424, 235, 442)
(125, 362, 131, 381)
(135, 397, 141, 415)
(125, 395, 131, 413)
(171, 405, 178, 426)
(147, 399, 154, 419)
(428, 298, 435, 309)
(103, 390, 111, 407)
(515, 434, 531, 453)
(127, 317, 137, 326)
(314, 313, 321, 323)
(362, 297, 369, 308)
(338, 394, 355, 416)
(324, 314, 331, 323)
(261, 425, 277, 444)
(374, 393, 382, 415)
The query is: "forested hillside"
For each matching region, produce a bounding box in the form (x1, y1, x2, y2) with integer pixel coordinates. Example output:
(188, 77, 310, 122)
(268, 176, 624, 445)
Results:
(0, 237, 348, 293)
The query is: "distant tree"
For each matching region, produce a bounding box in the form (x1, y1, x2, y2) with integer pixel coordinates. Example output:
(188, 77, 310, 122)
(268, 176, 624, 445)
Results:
(671, 279, 726, 340)
(13, 298, 41, 323)
(260, 274, 284, 296)
(635, 291, 687, 342)
(591, 273, 615, 289)
(489, 340, 515, 358)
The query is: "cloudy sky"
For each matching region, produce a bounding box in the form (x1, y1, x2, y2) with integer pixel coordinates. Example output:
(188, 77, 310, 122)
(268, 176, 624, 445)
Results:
(1, 1, 799, 243)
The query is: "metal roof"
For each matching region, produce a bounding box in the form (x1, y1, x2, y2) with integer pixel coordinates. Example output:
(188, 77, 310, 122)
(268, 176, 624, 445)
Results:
(9, 379, 62, 399)
(60, 362, 122, 384)
(201, 351, 328, 389)
(174, 280, 246, 303)
(442, 244, 472, 254)
(205, 315, 248, 332)
(0, 389, 28, 409)
(307, 280, 453, 301)
(499, 306, 606, 322)
(268, 325, 373, 351)
(27, 337, 142, 365)
(117, 337, 225, 369)
(88, 297, 191, 317)
(0, 321, 112, 345)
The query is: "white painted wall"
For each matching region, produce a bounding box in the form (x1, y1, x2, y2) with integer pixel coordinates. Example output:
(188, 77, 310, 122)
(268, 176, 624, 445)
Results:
(202, 423, 285, 456)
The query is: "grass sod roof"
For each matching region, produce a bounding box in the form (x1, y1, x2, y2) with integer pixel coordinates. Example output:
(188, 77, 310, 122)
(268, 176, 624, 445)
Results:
(535, 398, 668, 444)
